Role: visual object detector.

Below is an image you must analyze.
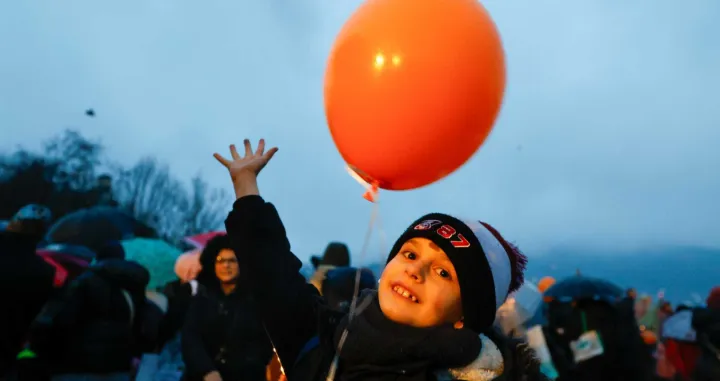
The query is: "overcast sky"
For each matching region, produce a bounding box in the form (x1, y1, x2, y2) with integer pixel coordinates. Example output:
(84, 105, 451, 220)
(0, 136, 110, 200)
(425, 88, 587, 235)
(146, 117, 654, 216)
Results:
(1, 0, 719, 264)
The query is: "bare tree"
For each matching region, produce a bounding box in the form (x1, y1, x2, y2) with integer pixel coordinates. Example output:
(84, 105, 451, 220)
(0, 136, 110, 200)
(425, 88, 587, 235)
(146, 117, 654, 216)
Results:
(180, 175, 228, 236)
(0, 129, 104, 219)
(112, 157, 229, 244)
(44, 130, 103, 191)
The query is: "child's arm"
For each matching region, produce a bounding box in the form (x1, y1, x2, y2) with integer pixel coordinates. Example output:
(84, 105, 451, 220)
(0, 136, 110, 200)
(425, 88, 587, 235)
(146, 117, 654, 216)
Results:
(225, 194, 320, 369)
(215, 140, 320, 368)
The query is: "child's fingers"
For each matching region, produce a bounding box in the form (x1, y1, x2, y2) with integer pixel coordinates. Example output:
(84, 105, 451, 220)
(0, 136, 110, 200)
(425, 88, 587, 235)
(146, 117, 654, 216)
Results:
(213, 153, 231, 167)
(230, 144, 241, 160)
(264, 147, 279, 162)
(243, 139, 253, 157)
(256, 138, 266, 156)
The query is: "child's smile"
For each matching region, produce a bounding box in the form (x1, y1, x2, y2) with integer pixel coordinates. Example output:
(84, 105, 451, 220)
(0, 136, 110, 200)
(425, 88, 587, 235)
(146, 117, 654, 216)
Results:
(391, 282, 419, 303)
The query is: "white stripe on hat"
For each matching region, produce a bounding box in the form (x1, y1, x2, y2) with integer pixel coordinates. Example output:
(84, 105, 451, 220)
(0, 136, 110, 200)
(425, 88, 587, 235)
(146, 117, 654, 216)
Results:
(463, 220, 512, 310)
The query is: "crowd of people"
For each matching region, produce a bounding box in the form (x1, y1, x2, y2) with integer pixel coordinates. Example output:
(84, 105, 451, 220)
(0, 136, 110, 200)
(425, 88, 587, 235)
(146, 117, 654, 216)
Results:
(0, 138, 718, 381)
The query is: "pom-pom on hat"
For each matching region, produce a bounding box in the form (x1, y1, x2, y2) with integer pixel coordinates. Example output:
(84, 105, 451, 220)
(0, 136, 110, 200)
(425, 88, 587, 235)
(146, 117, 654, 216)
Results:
(387, 213, 527, 332)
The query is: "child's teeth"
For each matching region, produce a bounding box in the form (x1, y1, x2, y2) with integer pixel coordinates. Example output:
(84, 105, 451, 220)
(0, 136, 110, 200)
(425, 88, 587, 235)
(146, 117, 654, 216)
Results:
(392, 285, 417, 302)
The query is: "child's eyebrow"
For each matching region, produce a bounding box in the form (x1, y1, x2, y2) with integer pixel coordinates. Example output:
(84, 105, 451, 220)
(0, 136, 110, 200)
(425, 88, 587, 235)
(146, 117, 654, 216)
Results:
(405, 240, 420, 250)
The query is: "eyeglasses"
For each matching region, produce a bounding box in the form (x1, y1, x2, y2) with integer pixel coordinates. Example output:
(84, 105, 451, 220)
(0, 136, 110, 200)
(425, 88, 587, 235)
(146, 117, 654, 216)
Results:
(215, 257, 238, 265)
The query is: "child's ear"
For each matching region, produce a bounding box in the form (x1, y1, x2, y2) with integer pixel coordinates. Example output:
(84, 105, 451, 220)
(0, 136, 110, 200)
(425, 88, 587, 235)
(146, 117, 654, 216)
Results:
(453, 319, 464, 329)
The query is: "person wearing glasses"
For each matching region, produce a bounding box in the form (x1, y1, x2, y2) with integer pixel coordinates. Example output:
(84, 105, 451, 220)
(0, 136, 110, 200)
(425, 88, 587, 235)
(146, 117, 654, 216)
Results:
(181, 234, 273, 381)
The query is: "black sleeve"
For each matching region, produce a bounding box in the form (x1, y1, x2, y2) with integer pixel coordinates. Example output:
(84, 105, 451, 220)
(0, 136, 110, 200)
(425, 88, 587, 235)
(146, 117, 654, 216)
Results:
(225, 195, 320, 369)
(181, 295, 216, 378)
(27, 275, 87, 358)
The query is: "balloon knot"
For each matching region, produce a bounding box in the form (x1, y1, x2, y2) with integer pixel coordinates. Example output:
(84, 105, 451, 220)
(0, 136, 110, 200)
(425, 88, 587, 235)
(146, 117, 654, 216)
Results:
(362, 183, 379, 203)
(347, 165, 380, 202)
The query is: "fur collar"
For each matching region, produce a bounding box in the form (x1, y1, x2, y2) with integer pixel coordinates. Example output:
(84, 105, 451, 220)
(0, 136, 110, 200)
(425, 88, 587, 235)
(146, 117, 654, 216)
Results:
(436, 334, 504, 381)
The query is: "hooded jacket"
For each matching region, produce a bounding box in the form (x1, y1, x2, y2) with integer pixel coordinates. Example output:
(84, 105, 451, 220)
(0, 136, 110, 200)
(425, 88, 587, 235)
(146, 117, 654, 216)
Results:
(692, 306, 720, 381)
(31, 258, 150, 374)
(0, 231, 56, 375)
(224, 195, 547, 381)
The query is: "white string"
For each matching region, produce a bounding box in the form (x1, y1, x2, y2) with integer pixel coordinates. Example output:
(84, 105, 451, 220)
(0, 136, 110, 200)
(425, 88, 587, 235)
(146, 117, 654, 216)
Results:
(326, 172, 381, 381)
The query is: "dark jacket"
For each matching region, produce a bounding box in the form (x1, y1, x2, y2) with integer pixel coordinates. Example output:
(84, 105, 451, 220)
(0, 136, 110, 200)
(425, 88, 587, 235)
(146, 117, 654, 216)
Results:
(30, 258, 151, 374)
(224, 195, 548, 381)
(545, 298, 654, 381)
(0, 231, 55, 376)
(160, 280, 195, 347)
(180, 235, 273, 381)
(692, 307, 720, 381)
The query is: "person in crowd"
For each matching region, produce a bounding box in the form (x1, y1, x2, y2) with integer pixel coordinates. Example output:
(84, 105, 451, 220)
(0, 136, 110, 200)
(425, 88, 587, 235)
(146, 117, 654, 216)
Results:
(27, 241, 153, 381)
(657, 301, 673, 335)
(86, 174, 119, 207)
(0, 204, 55, 377)
(544, 295, 654, 381)
(322, 266, 377, 311)
(637, 295, 664, 334)
(160, 250, 203, 347)
(213, 139, 547, 381)
(524, 277, 555, 328)
(181, 234, 273, 381)
(627, 288, 638, 300)
(308, 242, 351, 294)
(657, 305, 701, 381)
(691, 286, 720, 381)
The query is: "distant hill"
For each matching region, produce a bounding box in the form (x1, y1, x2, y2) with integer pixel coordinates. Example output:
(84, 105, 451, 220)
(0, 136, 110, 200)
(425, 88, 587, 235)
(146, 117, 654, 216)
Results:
(302, 245, 719, 305)
(524, 245, 719, 304)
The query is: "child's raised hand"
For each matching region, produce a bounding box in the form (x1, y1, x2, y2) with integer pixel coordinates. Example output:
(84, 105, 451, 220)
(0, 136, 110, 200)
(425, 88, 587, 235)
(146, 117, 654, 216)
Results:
(214, 139, 278, 180)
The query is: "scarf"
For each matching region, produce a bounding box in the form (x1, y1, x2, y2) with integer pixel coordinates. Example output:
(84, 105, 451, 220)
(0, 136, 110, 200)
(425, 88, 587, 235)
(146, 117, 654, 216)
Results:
(333, 291, 482, 380)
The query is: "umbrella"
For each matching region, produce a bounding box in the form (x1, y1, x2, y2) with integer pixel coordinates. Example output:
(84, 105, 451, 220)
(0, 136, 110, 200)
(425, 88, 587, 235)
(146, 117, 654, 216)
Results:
(121, 238, 182, 290)
(184, 231, 225, 249)
(544, 275, 623, 304)
(40, 243, 95, 262)
(37, 244, 95, 286)
(46, 207, 156, 253)
(661, 309, 696, 342)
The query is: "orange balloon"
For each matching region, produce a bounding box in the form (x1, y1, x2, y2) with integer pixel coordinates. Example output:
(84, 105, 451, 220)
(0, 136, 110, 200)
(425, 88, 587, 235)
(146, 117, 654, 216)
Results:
(538, 276, 557, 293)
(324, 0, 506, 190)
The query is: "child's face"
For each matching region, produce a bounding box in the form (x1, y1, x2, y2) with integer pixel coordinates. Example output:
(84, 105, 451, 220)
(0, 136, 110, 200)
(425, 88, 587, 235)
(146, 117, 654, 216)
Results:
(378, 238, 463, 327)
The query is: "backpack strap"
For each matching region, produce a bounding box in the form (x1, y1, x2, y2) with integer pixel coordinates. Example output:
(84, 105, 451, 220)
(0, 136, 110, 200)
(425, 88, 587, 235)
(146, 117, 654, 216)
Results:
(296, 336, 321, 365)
(293, 293, 376, 368)
(121, 289, 135, 324)
(189, 279, 199, 296)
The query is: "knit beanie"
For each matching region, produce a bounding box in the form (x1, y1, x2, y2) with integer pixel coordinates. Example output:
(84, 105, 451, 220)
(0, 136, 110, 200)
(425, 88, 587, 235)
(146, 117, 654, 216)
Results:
(387, 213, 527, 332)
(9, 204, 53, 237)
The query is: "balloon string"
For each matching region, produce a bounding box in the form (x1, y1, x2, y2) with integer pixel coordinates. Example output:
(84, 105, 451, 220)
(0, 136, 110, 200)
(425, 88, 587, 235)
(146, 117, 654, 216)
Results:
(326, 194, 381, 381)
(263, 324, 286, 375)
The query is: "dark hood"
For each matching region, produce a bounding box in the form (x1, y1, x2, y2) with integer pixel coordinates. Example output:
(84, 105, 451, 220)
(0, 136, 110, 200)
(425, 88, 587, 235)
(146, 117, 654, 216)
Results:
(90, 258, 150, 293)
(0, 230, 41, 255)
(310, 241, 350, 269)
(322, 267, 377, 309)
